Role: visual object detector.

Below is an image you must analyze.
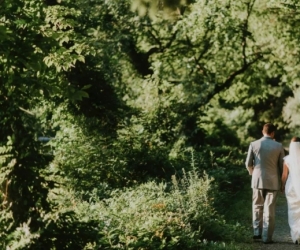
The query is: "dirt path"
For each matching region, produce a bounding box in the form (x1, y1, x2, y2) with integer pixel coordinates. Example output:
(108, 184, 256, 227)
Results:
(252, 193, 299, 249)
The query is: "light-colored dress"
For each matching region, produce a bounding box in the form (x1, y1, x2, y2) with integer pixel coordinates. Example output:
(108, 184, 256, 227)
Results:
(284, 155, 300, 243)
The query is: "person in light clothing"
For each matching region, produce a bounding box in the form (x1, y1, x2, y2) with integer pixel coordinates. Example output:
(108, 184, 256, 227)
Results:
(281, 136, 300, 244)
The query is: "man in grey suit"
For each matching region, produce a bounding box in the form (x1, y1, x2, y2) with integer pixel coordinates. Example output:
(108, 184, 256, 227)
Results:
(245, 123, 285, 244)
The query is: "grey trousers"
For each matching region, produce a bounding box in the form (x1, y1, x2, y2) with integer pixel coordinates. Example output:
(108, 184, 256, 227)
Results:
(252, 188, 278, 242)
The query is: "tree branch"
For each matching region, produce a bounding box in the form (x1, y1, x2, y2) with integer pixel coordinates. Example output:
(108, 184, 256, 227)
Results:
(205, 53, 264, 104)
(242, 0, 256, 66)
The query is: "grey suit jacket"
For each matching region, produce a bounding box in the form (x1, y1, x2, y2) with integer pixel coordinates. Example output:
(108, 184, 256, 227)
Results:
(245, 136, 285, 190)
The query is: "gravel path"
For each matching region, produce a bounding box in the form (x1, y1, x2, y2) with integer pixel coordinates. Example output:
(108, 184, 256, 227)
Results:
(252, 193, 299, 249)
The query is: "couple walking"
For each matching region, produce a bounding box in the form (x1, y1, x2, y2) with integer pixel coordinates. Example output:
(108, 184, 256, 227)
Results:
(245, 123, 300, 244)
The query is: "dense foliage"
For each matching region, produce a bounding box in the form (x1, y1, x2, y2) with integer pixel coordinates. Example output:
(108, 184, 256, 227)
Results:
(0, 0, 299, 249)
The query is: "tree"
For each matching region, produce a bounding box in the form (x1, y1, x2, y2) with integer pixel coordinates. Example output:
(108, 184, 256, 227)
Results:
(0, 0, 98, 246)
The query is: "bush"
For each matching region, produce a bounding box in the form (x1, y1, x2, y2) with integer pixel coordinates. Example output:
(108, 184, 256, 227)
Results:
(1, 159, 250, 249)
(70, 168, 249, 249)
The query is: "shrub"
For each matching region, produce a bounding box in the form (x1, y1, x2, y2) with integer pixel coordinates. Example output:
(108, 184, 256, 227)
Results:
(70, 168, 248, 249)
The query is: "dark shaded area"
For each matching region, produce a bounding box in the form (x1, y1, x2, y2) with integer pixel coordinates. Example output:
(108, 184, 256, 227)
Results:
(66, 59, 131, 132)
(122, 38, 159, 76)
(44, 0, 58, 5)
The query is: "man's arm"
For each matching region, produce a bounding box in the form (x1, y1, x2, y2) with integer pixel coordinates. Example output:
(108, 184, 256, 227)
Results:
(281, 162, 289, 193)
(278, 145, 285, 176)
(245, 143, 254, 175)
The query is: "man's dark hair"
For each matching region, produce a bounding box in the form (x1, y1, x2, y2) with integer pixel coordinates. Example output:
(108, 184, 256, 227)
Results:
(262, 123, 276, 135)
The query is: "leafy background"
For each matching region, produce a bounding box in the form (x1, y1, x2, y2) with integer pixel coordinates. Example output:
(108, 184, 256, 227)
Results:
(0, 0, 299, 249)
